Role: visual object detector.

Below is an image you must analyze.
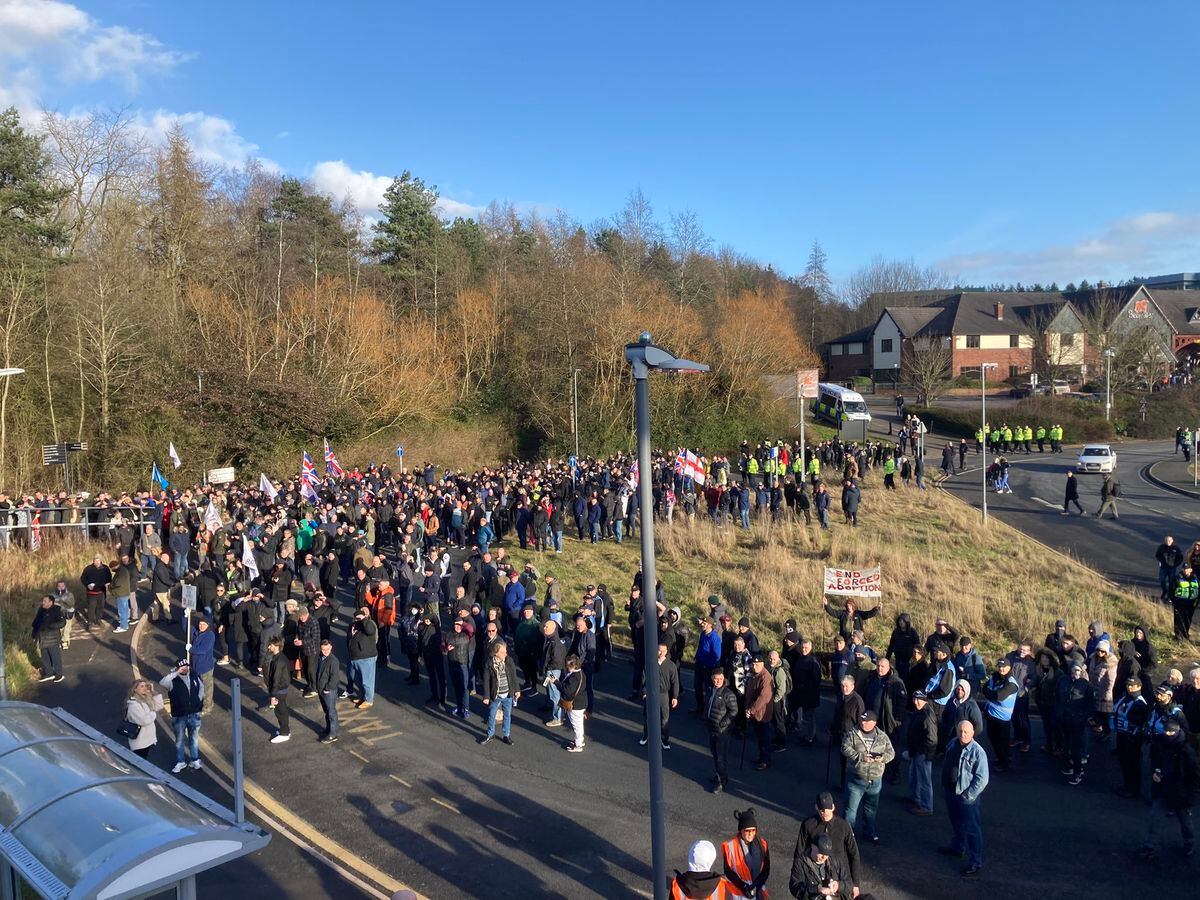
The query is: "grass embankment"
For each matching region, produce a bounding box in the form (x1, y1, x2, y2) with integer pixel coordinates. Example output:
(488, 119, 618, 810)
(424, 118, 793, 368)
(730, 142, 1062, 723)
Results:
(506, 485, 1181, 666)
(0, 540, 102, 697)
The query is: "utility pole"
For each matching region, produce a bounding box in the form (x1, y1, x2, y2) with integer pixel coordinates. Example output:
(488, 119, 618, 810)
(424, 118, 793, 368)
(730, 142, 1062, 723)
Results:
(572, 367, 582, 461)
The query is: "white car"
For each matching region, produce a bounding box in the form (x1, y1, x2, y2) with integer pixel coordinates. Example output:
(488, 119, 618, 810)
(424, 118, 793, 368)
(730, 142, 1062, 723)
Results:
(1076, 444, 1116, 474)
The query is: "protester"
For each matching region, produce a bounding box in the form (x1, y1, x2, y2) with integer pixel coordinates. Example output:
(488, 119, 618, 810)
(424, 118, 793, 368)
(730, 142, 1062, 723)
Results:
(938, 720, 989, 876)
(125, 678, 164, 759)
(840, 711, 894, 844)
(559, 654, 587, 752)
(671, 840, 732, 900)
(32, 595, 66, 683)
(723, 808, 770, 899)
(316, 639, 341, 743)
(159, 659, 204, 772)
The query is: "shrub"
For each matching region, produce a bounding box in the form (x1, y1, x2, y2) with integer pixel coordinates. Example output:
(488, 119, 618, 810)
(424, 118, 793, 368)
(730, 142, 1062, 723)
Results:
(913, 398, 1116, 443)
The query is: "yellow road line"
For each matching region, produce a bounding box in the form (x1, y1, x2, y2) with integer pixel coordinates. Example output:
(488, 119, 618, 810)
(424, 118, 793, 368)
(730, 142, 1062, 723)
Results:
(131, 614, 426, 900)
(389, 775, 412, 788)
(429, 797, 459, 814)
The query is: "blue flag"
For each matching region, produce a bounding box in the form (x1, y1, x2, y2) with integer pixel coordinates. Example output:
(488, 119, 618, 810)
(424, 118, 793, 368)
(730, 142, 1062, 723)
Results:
(151, 461, 169, 491)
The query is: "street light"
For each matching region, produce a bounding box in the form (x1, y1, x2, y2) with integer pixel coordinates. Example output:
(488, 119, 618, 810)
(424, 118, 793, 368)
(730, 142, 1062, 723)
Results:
(0, 366, 24, 700)
(571, 367, 582, 461)
(1103, 348, 1116, 422)
(624, 332, 709, 900)
(980, 363, 998, 525)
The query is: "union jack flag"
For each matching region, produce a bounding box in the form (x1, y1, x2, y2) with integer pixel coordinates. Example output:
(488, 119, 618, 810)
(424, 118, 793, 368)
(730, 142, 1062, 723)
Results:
(302, 451, 320, 488)
(30, 509, 42, 552)
(324, 437, 344, 477)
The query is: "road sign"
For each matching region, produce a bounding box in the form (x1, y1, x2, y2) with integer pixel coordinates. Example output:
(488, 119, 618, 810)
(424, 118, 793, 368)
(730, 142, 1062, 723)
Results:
(396, 446, 404, 458)
(568, 455, 577, 469)
(798, 368, 820, 400)
(65, 441, 88, 451)
(181, 584, 198, 611)
(42, 444, 67, 466)
(207, 467, 237, 485)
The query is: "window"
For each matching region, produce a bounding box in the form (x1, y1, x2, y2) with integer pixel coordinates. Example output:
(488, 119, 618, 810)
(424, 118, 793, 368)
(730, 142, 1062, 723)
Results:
(1009, 365, 1020, 379)
(1009, 334, 1020, 348)
(830, 344, 843, 356)
(1060, 332, 1075, 347)
(966, 335, 981, 348)
(959, 366, 981, 377)
(880, 338, 894, 353)
(848, 342, 864, 355)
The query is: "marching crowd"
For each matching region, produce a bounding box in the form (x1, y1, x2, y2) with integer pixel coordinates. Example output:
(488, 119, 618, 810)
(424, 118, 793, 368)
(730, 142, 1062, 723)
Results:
(17, 435, 1200, 898)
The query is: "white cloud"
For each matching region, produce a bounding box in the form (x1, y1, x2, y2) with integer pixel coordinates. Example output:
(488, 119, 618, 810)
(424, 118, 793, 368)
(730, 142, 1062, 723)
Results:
(938, 211, 1200, 284)
(131, 110, 278, 172)
(0, 0, 187, 97)
(309, 159, 485, 224)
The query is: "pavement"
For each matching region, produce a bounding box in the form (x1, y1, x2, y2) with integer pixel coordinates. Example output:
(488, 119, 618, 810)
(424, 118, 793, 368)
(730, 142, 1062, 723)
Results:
(1146, 454, 1200, 500)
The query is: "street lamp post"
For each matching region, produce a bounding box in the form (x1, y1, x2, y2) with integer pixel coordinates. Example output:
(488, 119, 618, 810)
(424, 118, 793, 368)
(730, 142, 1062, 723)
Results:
(1104, 348, 1115, 422)
(572, 367, 582, 461)
(625, 333, 709, 900)
(0, 366, 25, 700)
(981, 363, 997, 524)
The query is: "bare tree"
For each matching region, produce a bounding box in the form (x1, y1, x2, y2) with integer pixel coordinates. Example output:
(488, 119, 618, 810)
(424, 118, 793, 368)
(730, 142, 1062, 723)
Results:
(667, 209, 711, 311)
(843, 256, 952, 327)
(903, 337, 953, 406)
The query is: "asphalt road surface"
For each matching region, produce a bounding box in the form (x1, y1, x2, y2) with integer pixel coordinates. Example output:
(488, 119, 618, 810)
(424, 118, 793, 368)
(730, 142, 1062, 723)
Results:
(938, 439, 1198, 594)
(125, 569, 1200, 900)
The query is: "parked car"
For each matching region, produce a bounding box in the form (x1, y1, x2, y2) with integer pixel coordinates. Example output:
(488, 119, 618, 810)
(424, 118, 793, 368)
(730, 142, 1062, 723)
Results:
(1076, 444, 1116, 474)
(1051, 380, 1072, 395)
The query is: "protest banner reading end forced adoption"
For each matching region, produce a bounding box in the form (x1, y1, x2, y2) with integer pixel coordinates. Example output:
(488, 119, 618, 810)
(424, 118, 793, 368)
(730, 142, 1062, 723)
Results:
(823, 566, 881, 599)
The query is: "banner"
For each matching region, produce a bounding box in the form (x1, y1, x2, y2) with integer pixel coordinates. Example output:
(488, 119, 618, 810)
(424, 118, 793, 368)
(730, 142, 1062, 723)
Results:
(823, 566, 881, 598)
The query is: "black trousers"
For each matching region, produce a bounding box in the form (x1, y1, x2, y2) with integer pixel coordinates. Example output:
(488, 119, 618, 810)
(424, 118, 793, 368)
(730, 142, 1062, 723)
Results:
(377, 624, 392, 664)
(425, 655, 446, 703)
(642, 696, 671, 743)
(753, 719, 774, 764)
(301, 653, 319, 690)
(86, 592, 105, 625)
(694, 666, 712, 712)
(986, 716, 1011, 767)
(273, 695, 290, 736)
(406, 652, 421, 682)
(1174, 601, 1196, 639)
(710, 730, 730, 786)
(1116, 734, 1143, 795)
(630, 639, 645, 694)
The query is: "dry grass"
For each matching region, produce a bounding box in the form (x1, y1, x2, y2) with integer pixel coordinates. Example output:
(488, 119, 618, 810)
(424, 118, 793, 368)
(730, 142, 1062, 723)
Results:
(508, 483, 1177, 665)
(0, 539, 104, 696)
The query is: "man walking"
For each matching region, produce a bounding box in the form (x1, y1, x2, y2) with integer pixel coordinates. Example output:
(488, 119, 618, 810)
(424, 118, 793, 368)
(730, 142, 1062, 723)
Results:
(32, 596, 66, 683)
(1097, 473, 1120, 520)
(939, 720, 989, 876)
(159, 659, 204, 772)
(1157, 535, 1184, 601)
(641, 641, 681, 751)
(1113, 677, 1149, 798)
(705, 669, 739, 793)
(746, 654, 775, 770)
(264, 636, 292, 743)
(316, 639, 340, 743)
(480, 641, 518, 746)
(840, 710, 894, 844)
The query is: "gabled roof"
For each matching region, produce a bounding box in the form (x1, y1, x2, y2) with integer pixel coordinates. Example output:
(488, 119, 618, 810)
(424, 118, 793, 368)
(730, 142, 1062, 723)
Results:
(881, 305, 944, 337)
(944, 292, 1066, 335)
(822, 324, 874, 346)
(1148, 289, 1200, 334)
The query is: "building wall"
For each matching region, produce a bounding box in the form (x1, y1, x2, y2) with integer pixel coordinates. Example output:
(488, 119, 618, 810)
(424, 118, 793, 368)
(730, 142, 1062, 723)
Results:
(1046, 331, 1085, 366)
(825, 351, 872, 381)
(873, 315, 901, 369)
(951, 346, 1034, 379)
(953, 333, 1033, 350)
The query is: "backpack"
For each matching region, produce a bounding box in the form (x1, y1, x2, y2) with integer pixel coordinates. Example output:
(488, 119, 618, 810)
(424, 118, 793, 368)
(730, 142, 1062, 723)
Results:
(1111, 481, 1121, 497)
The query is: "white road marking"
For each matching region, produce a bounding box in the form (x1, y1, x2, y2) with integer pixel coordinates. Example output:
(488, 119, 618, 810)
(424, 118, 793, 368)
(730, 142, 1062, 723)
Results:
(1029, 497, 1057, 508)
(430, 797, 460, 814)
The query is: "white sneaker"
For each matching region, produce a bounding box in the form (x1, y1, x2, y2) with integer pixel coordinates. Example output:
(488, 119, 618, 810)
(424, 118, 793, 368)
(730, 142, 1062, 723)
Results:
(270, 733, 291, 744)
(171, 762, 187, 774)
(189, 760, 202, 770)
(112, 627, 128, 634)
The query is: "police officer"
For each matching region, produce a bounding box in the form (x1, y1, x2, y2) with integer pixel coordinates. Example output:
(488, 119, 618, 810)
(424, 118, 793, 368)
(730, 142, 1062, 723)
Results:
(1113, 677, 1149, 799)
(1173, 564, 1199, 640)
(1036, 424, 1047, 453)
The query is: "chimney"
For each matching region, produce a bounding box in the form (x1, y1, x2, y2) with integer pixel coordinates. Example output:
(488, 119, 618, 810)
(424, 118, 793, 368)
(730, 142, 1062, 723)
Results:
(994, 302, 1004, 321)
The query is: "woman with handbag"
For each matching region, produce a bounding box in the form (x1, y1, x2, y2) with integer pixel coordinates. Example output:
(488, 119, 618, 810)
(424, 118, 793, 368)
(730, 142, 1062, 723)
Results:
(124, 678, 164, 759)
(560, 654, 587, 753)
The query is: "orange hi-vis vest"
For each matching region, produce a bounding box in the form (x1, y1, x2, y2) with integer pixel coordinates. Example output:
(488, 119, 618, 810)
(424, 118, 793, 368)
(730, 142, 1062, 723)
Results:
(721, 838, 769, 899)
(670, 876, 730, 900)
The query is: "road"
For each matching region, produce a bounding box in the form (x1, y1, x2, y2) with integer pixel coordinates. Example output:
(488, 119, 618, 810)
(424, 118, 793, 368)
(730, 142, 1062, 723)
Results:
(938, 439, 1197, 594)
(127, 559, 1199, 900)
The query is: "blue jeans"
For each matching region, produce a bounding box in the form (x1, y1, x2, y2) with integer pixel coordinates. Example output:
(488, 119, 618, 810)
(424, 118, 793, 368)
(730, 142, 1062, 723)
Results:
(740, 509, 750, 529)
(613, 520, 623, 543)
(552, 530, 563, 552)
(173, 714, 201, 764)
(115, 595, 131, 629)
(173, 554, 188, 579)
(349, 657, 376, 704)
(545, 669, 562, 721)
(449, 661, 469, 713)
(320, 690, 339, 737)
(1161, 563, 1178, 597)
(589, 521, 599, 543)
(844, 776, 883, 838)
(486, 695, 513, 737)
(946, 791, 982, 866)
(908, 755, 933, 812)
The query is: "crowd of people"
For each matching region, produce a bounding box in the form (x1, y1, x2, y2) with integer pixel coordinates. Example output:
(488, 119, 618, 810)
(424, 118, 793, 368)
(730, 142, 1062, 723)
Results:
(17, 435, 1200, 897)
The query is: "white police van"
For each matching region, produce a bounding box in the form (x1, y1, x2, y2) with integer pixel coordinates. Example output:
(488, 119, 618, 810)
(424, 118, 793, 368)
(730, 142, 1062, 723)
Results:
(812, 384, 872, 427)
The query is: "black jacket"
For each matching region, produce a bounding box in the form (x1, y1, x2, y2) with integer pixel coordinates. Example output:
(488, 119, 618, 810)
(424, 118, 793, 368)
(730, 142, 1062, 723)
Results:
(795, 813, 861, 888)
(151, 559, 178, 594)
(906, 703, 940, 760)
(705, 684, 739, 735)
(481, 655, 519, 701)
(791, 652, 823, 710)
(264, 651, 291, 697)
(315, 652, 340, 694)
(540, 628, 567, 673)
(790, 849, 852, 900)
(348, 616, 378, 661)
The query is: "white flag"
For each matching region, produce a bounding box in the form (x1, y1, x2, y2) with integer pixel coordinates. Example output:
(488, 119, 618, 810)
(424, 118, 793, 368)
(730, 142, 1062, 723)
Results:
(242, 539, 259, 581)
(204, 500, 222, 533)
(168, 442, 182, 469)
(258, 472, 278, 501)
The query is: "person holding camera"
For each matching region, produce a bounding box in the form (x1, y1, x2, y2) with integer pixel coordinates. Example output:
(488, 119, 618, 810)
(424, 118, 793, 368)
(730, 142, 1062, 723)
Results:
(840, 710, 895, 845)
(347, 606, 378, 708)
(124, 678, 164, 759)
(159, 659, 204, 771)
(560, 654, 587, 752)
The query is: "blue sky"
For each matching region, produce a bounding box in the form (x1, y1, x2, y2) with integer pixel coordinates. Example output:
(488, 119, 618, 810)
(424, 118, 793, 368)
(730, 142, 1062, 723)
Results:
(4, 0, 1199, 285)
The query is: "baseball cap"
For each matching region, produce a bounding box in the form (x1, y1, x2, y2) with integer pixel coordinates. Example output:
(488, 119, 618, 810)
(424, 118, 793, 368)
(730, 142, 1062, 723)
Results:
(815, 835, 834, 855)
(912, 690, 928, 701)
(815, 792, 835, 811)
(861, 710, 878, 723)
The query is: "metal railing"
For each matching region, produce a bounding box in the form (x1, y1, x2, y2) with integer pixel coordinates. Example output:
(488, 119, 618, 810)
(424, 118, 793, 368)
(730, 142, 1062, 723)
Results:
(0, 508, 154, 552)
